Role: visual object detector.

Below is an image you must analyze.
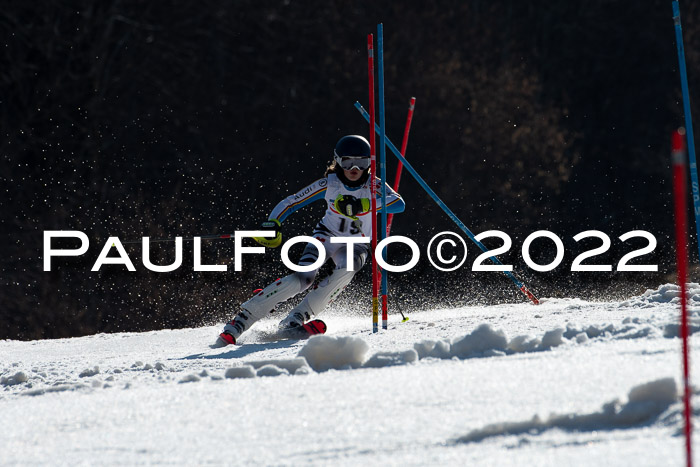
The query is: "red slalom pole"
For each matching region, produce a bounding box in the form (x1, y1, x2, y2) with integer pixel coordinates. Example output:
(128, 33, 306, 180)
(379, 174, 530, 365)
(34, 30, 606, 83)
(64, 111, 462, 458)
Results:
(386, 97, 416, 235)
(672, 127, 693, 467)
(380, 97, 416, 323)
(367, 34, 379, 334)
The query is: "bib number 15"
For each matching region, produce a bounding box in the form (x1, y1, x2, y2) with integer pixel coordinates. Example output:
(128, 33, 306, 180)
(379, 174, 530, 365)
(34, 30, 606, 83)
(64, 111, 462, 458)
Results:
(338, 218, 361, 235)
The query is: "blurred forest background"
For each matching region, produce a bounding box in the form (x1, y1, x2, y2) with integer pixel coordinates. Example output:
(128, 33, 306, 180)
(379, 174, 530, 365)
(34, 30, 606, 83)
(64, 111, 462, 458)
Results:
(2, 1, 700, 339)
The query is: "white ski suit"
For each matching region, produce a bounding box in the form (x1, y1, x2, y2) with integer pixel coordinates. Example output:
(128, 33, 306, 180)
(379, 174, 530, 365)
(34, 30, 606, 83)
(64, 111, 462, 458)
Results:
(223, 171, 404, 340)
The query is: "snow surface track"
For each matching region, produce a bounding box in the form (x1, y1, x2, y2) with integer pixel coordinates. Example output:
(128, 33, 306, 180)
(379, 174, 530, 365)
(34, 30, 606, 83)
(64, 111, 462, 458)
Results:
(2, 283, 699, 465)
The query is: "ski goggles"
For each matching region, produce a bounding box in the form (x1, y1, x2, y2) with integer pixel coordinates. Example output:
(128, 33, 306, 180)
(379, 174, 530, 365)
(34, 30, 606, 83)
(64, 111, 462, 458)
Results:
(336, 156, 371, 171)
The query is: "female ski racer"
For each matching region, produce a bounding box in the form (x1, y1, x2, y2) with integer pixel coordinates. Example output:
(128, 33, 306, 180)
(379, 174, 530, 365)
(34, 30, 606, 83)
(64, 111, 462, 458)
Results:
(216, 135, 405, 346)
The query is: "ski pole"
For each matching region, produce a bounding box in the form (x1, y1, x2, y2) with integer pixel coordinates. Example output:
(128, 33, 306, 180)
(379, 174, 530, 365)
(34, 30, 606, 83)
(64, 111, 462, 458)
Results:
(354, 101, 540, 305)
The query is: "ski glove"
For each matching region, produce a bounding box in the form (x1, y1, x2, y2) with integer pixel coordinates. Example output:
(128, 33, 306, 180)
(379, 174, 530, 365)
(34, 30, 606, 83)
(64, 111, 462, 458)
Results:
(334, 195, 370, 218)
(253, 218, 282, 248)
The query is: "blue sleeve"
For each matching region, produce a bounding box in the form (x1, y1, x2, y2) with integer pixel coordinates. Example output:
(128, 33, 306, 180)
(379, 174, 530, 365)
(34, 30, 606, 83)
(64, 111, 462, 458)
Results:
(376, 180, 405, 214)
(381, 197, 405, 214)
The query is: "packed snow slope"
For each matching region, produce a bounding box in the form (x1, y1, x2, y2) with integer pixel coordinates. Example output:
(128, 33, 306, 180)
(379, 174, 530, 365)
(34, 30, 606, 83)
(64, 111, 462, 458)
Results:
(2, 283, 700, 466)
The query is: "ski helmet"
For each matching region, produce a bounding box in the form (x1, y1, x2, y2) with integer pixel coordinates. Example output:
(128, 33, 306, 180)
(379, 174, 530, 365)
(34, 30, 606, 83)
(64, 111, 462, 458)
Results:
(334, 135, 371, 170)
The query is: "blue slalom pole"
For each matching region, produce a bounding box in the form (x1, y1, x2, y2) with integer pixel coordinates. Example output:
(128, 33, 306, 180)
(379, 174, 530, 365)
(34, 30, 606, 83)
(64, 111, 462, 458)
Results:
(355, 102, 540, 305)
(377, 24, 389, 329)
(672, 1, 700, 264)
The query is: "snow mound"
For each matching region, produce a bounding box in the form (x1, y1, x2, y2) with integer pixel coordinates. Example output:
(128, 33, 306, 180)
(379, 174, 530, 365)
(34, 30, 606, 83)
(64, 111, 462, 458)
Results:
(540, 328, 565, 349)
(563, 321, 660, 341)
(507, 335, 542, 352)
(627, 378, 678, 404)
(457, 377, 678, 443)
(1, 372, 28, 386)
(620, 283, 700, 307)
(225, 366, 256, 379)
(256, 365, 289, 377)
(363, 350, 418, 368)
(297, 335, 369, 372)
(415, 324, 566, 361)
(79, 366, 100, 378)
(451, 324, 508, 358)
(223, 360, 311, 378)
(179, 374, 201, 384)
(248, 358, 310, 375)
(663, 320, 700, 338)
(243, 312, 675, 379)
(414, 339, 452, 359)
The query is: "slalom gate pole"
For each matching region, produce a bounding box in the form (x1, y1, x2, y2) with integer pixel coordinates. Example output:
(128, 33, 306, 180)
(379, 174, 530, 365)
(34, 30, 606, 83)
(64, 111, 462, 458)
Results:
(386, 97, 416, 235)
(383, 97, 416, 323)
(354, 102, 540, 305)
(672, 128, 693, 467)
(368, 33, 380, 334)
(377, 23, 390, 330)
(673, 1, 700, 264)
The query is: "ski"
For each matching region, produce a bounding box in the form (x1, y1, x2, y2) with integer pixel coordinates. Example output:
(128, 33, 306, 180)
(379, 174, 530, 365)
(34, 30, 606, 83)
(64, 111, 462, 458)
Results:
(211, 319, 327, 348)
(279, 319, 327, 340)
(211, 332, 236, 348)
